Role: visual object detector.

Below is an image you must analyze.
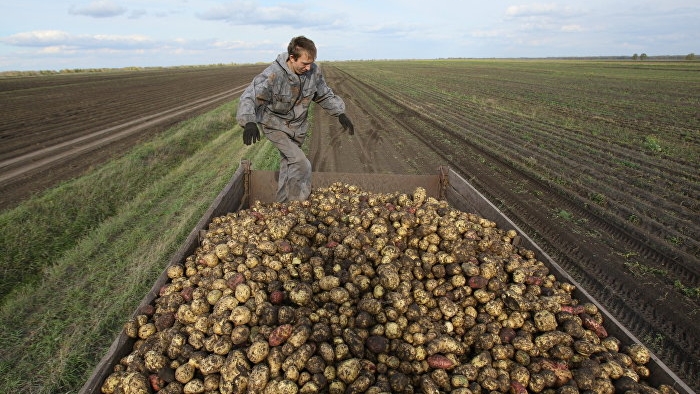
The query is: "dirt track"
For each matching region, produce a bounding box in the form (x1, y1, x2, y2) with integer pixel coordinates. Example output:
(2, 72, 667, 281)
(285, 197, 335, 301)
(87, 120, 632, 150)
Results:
(1, 64, 697, 391)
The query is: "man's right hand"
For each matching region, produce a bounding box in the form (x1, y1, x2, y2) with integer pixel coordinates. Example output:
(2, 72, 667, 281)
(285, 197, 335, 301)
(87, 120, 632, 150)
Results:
(243, 122, 260, 145)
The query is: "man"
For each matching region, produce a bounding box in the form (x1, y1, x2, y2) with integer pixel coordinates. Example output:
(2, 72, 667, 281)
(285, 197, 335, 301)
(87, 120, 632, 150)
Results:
(237, 36, 354, 202)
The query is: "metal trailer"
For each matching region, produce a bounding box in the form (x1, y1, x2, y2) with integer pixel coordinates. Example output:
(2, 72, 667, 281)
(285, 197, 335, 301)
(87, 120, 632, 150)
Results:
(80, 160, 694, 394)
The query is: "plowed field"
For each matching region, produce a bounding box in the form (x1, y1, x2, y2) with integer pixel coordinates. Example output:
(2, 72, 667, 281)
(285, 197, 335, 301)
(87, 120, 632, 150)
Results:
(0, 65, 263, 208)
(1, 60, 698, 391)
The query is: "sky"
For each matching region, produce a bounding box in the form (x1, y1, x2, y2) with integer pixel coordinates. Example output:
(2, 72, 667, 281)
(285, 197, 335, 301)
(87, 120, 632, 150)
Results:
(1, 0, 698, 71)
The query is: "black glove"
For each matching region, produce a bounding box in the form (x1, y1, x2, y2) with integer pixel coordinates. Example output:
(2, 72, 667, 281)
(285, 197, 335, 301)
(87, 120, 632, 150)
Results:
(243, 122, 260, 145)
(338, 113, 354, 135)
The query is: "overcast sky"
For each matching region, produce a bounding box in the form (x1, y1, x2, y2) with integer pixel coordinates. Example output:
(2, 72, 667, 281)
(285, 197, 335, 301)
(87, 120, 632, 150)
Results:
(1, 0, 698, 71)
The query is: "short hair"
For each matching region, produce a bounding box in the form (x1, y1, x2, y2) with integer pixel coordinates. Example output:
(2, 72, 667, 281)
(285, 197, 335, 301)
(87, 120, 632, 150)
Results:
(287, 36, 317, 60)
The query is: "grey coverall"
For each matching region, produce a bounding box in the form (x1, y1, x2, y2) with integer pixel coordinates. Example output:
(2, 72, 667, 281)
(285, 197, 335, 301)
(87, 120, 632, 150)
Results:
(236, 52, 346, 202)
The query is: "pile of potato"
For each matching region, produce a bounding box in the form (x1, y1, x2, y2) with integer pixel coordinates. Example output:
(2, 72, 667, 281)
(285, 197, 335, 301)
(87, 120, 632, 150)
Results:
(102, 183, 677, 394)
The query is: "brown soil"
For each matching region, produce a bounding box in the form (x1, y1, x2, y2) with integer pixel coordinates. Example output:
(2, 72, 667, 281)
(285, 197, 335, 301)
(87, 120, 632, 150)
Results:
(1, 64, 697, 391)
(0, 66, 263, 209)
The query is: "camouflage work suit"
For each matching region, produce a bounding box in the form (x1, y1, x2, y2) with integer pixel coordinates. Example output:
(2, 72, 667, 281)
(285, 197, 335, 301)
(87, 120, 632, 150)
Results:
(236, 52, 346, 202)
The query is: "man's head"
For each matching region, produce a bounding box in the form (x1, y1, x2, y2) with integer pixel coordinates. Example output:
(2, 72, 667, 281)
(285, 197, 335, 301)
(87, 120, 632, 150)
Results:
(287, 36, 316, 75)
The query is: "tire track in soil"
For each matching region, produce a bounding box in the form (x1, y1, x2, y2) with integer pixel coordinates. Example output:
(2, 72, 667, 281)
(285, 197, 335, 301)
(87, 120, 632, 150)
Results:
(311, 67, 439, 175)
(322, 65, 700, 391)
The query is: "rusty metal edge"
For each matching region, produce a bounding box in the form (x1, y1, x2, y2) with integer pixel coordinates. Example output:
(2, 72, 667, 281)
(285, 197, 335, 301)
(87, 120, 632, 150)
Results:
(247, 169, 442, 204)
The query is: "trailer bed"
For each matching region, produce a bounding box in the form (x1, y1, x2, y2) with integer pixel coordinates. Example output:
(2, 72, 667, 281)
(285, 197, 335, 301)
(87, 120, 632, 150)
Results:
(80, 160, 693, 394)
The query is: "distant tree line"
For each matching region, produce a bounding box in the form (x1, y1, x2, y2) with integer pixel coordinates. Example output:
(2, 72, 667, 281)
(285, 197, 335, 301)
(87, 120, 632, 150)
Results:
(632, 53, 696, 61)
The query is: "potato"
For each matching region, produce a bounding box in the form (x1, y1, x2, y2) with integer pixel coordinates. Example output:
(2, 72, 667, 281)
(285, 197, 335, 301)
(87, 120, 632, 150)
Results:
(286, 324, 312, 348)
(268, 324, 293, 347)
(289, 282, 313, 306)
(427, 354, 456, 369)
(247, 340, 270, 364)
(230, 305, 252, 326)
(426, 335, 466, 355)
(277, 379, 300, 394)
(248, 363, 271, 391)
(183, 378, 205, 394)
(124, 320, 139, 339)
(101, 371, 124, 394)
(336, 358, 361, 384)
(220, 350, 250, 382)
(144, 350, 168, 372)
(198, 354, 225, 375)
(174, 362, 195, 384)
(626, 343, 651, 365)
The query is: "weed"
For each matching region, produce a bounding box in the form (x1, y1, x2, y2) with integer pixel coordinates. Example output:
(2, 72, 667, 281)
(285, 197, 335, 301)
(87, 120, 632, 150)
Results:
(584, 228, 601, 238)
(589, 192, 607, 205)
(512, 181, 528, 194)
(617, 159, 640, 169)
(553, 176, 569, 187)
(666, 235, 683, 246)
(624, 261, 668, 277)
(619, 251, 637, 259)
(643, 135, 662, 153)
(674, 280, 700, 298)
(643, 332, 666, 354)
(618, 252, 671, 277)
(557, 209, 573, 221)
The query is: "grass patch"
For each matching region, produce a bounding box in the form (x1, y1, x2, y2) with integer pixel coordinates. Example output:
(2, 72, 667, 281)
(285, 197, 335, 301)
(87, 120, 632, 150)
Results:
(0, 101, 278, 393)
(588, 192, 607, 206)
(643, 135, 663, 153)
(643, 332, 666, 355)
(674, 280, 700, 299)
(623, 261, 668, 277)
(0, 103, 234, 301)
(557, 209, 574, 221)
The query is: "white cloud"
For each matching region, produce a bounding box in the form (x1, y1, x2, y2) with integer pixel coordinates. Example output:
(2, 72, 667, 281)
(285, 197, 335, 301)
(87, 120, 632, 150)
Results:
(210, 39, 274, 51)
(505, 3, 581, 18)
(561, 24, 583, 32)
(506, 3, 558, 17)
(69, 0, 127, 18)
(2, 30, 72, 47)
(128, 9, 147, 19)
(1, 30, 155, 50)
(39, 46, 69, 54)
(196, 0, 345, 29)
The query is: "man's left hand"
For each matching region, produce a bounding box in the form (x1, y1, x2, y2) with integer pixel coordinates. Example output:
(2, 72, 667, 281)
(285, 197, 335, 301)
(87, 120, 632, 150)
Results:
(338, 114, 354, 135)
